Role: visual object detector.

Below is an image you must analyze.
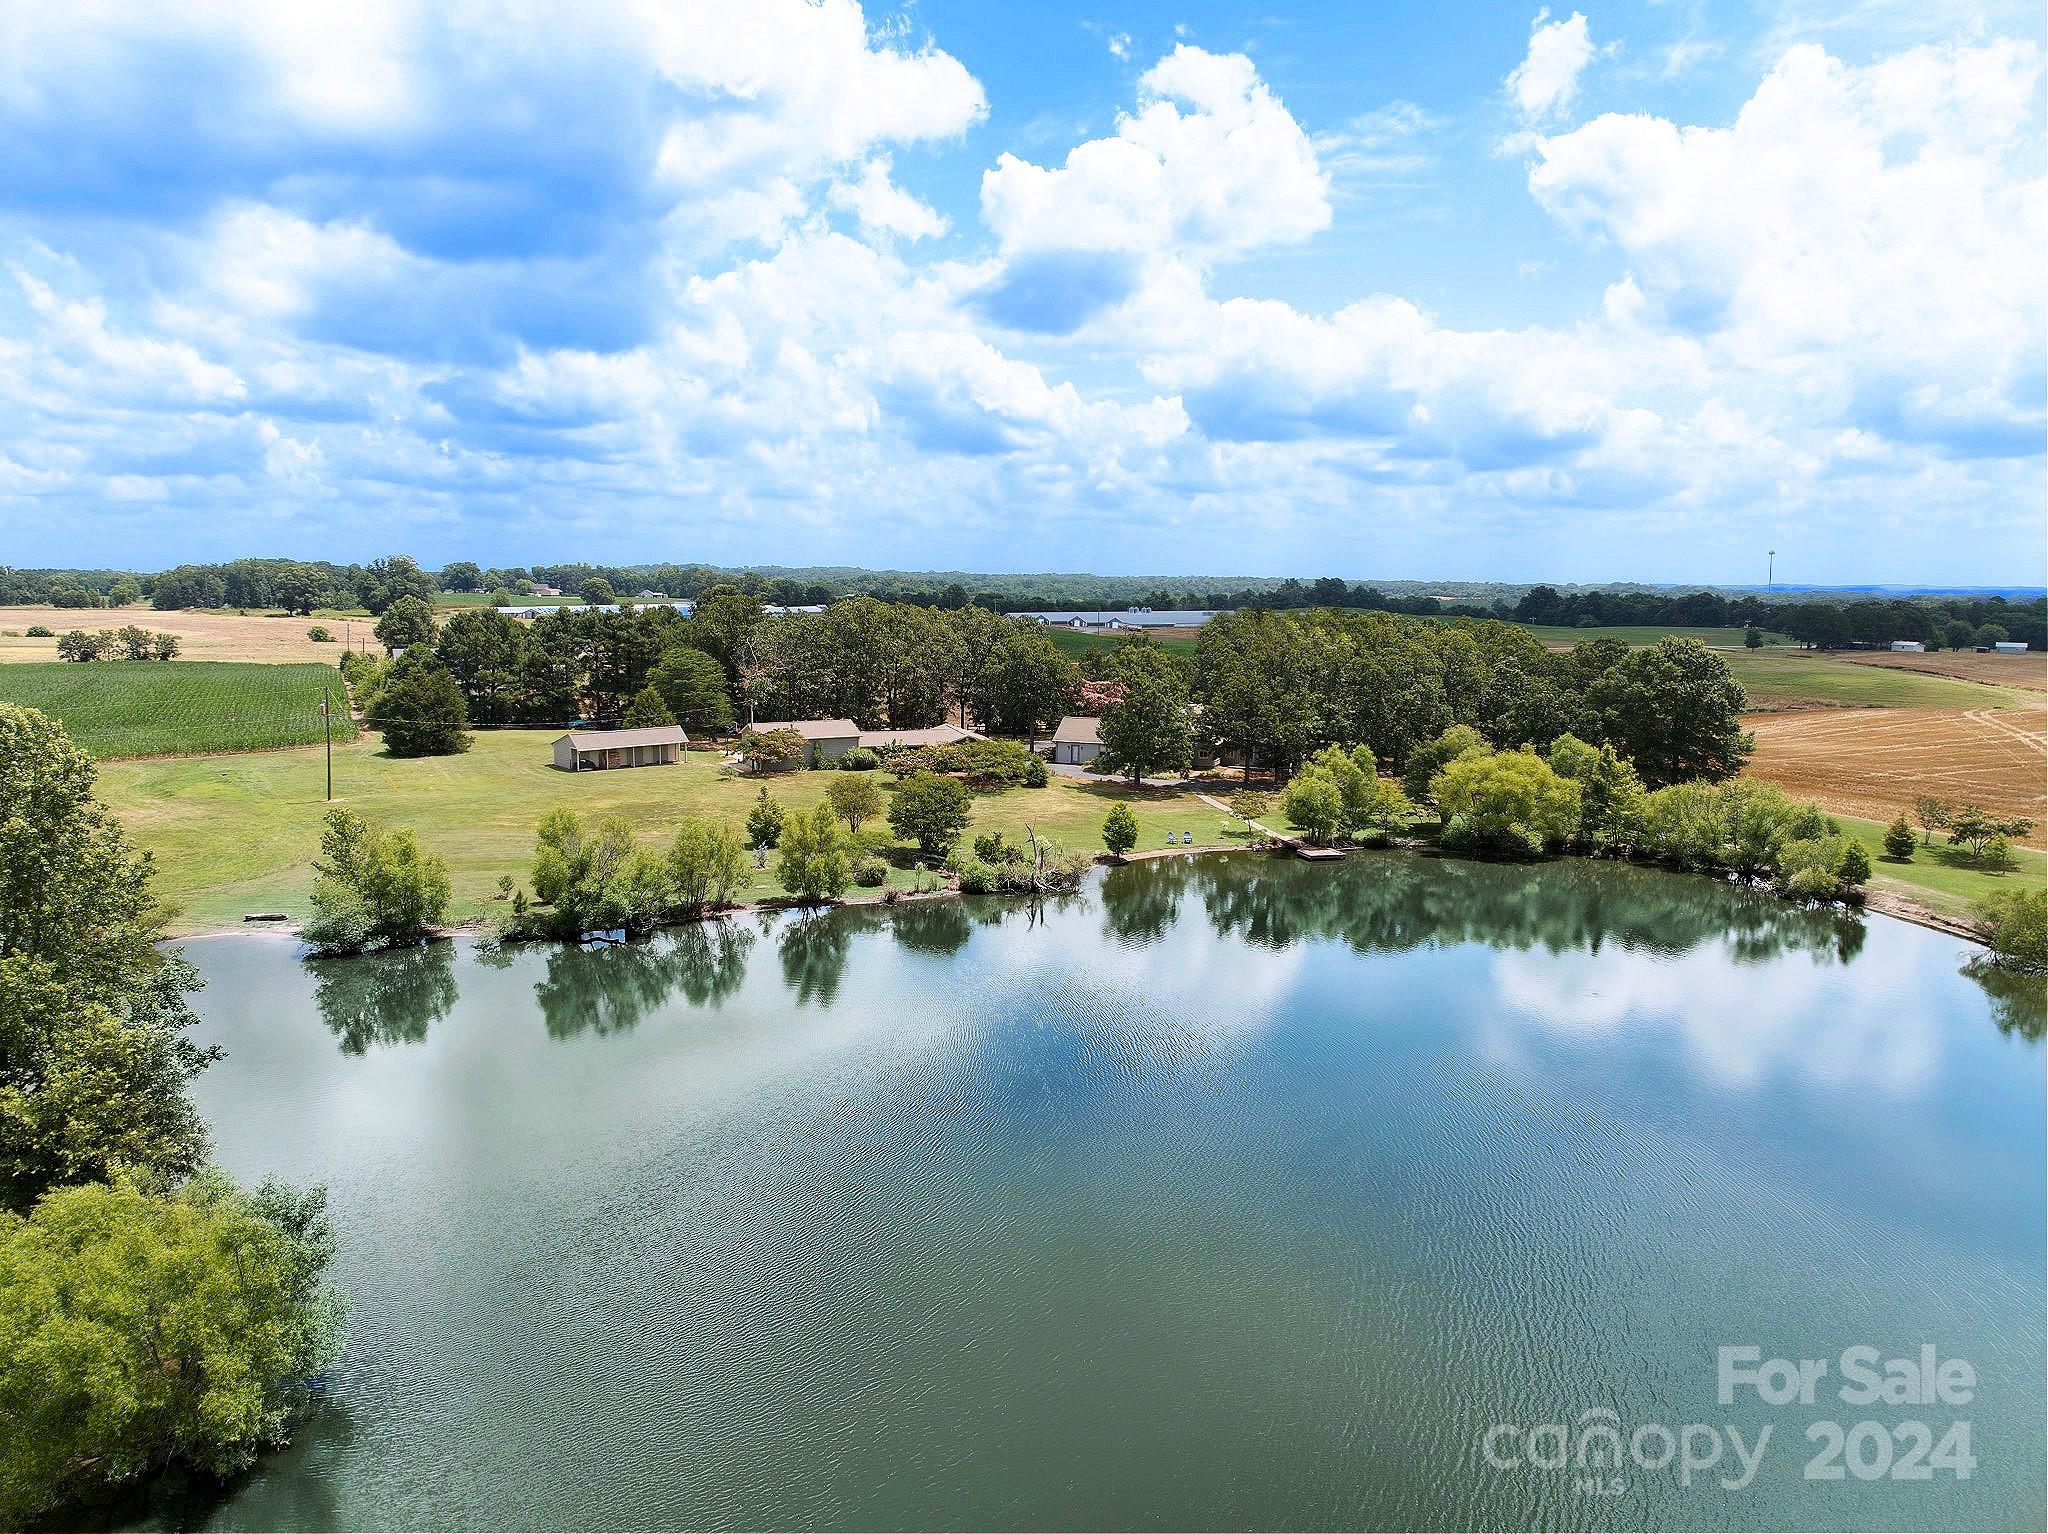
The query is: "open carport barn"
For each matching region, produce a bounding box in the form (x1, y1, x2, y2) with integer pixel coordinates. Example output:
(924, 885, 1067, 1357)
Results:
(1743, 705, 2047, 847)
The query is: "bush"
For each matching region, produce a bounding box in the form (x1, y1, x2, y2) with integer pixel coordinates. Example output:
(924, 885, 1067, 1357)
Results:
(1281, 770, 1343, 844)
(24, 624, 52, 637)
(1433, 749, 1580, 857)
(840, 746, 881, 771)
(1882, 815, 1916, 860)
(775, 804, 851, 903)
(954, 856, 1000, 895)
(306, 625, 334, 642)
(1102, 802, 1139, 859)
(853, 855, 889, 887)
(1978, 888, 2047, 970)
(889, 772, 974, 860)
(745, 786, 785, 852)
(302, 807, 451, 954)
(666, 818, 751, 912)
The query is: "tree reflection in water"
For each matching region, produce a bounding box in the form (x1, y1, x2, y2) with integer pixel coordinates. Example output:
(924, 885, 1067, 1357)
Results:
(537, 921, 755, 1038)
(1964, 958, 2046, 1041)
(310, 941, 458, 1054)
(778, 911, 854, 1007)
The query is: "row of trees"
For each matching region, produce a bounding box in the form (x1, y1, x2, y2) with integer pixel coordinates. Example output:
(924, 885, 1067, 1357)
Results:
(0, 705, 345, 1524)
(54, 625, 181, 661)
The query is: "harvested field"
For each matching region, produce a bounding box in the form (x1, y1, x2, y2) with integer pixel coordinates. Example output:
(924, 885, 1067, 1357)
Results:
(1744, 705, 2046, 848)
(0, 606, 354, 665)
(1838, 649, 2045, 692)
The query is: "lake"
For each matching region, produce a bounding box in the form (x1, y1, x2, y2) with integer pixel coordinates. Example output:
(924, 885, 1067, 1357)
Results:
(169, 852, 2044, 1531)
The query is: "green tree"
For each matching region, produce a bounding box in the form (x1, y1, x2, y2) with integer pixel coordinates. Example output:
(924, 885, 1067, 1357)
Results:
(579, 577, 617, 606)
(1102, 802, 1139, 859)
(439, 560, 483, 592)
(1882, 815, 1917, 860)
(0, 1176, 346, 1527)
(1913, 794, 1954, 846)
(526, 808, 666, 936)
(1434, 749, 1581, 857)
(431, 607, 527, 724)
(1401, 724, 1488, 803)
(1977, 888, 2046, 970)
(775, 805, 851, 903)
(666, 820, 751, 912)
(107, 575, 142, 607)
(735, 726, 805, 774)
(1743, 625, 1763, 649)
(372, 593, 438, 653)
(1281, 769, 1343, 844)
(1546, 733, 1646, 850)
(1096, 646, 1192, 784)
(1836, 840, 1873, 887)
(1947, 804, 2034, 860)
(1588, 637, 1752, 786)
(621, 687, 675, 729)
(359, 555, 436, 614)
(888, 772, 973, 861)
(367, 656, 472, 757)
(1940, 620, 1975, 651)
(824, 772, 885, 833)
(648, 645, 735, 734)
(745, 787, 785, 855)
(302, 808, 451, 955)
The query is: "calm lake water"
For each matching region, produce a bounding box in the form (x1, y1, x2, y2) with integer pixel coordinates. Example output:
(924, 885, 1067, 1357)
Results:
(168, 853, 2043, 1531)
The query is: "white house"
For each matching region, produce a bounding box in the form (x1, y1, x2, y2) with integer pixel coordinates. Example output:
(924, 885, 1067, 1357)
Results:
(552, 724, 688, 771)
(1048, 715, 1103, 766)
(1890, 640, 1925, 652)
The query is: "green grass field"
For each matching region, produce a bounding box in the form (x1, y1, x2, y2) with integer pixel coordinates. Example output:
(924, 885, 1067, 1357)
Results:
(1719, 650, 2033, 710)
(1836, 814, 2046, 922)
(97, 732, 1255, 933)
(1516, 623, 1792, 648)
(0, 661, 356, 758)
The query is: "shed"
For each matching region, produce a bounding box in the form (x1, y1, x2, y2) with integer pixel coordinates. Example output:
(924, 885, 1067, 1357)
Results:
(1993, 641, 2029, 654)
(1049, 714, 1104, 766)
(1889, 640, 1925, 653)
(858, 724, 984, 750)
(746, 718, 861, 766)
(552, 724, 688, 772)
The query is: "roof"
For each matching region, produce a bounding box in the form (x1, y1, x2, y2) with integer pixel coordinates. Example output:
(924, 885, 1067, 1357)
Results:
(747, 718, 860, 740)
(555, 725, 689, 750)
(858, 724, 984, 749)
(1051, 715, 1102, 745)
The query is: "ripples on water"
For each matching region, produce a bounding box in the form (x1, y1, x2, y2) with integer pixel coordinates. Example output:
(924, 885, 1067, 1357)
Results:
(175, 852, 2044, 1532)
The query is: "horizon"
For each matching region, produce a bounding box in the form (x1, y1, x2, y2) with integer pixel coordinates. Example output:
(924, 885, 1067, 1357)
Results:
(0, 1, 2040, 581)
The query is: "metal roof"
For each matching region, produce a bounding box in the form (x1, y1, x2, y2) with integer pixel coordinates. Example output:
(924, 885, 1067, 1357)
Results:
(1051, 715, 1102, 745)
(555, 725, 689, 750)
(747, 718, 861, 740)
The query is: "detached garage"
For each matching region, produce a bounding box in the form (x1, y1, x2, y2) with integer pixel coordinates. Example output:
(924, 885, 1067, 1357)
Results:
(552, 724, 689, 771)
(1049, 715, 1103, 766)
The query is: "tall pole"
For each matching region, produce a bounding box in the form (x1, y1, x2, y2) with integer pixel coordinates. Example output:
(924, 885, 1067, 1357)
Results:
(1767, 550, 1775, 588)
(322, 688, 333, 801)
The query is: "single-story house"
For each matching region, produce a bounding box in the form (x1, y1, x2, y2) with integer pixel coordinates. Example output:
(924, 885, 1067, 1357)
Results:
(552, 724, 688, 772)
(1049, 714, 1103, 766)
(1993, 640, 2029, 654)
(746, 718, 861, 766)
(1889, 640, 1926, 652)
(1015, 608, 1221, 630)
(858, 723, 984, 751)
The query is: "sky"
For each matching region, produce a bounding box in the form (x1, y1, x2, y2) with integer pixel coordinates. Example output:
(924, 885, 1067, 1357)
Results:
(0, 0, 2041, 584)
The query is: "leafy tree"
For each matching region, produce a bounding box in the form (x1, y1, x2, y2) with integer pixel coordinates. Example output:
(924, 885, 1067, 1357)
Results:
(776, 805, 852, 903)
(1941, 620, 1976, 651)
(1837, 840, 1873, 887)
(1096, 646, 1192, 784)
(1281, 770, 1343, 844)
(889, 772, 973, 861)
(1947, 804, 2034, 860)
(0, 1176, 346, 1527)
(1434, 748, 1581, 857)
(302, 808, 451, 955)
(1226, 790, 1267, 826)
(107, 575, 142, 607)
(745, 787, 786, 854)
(621, 687, 675, 728)
(580, 577, 617, 606)
(1400, 724, 1488, 803)
(1977, 888, 2046, 970)
(825, 772, 885, 833)
(666, 820, 751, 912)
(373, 593, 438, 653)
(526, 808, 666, 937)
(439, 560, 483, 592)
(359, 554, 436, 615)
(1102, 802, 1139, 859)
(1975, 623, 2009, 647)
(1882, 815, 1917, 860)
(1546, 733, 1647, 850)
(55, 628, 105, 661)
(1588, 637, 1752, 785)
(367, 656, 471, 757)
(735, 726, 804, 774)
(150, 632, 179, 661)
(432, 608, 526, 723)
(1913, 794, 1954, 846)
(116, 624, 153, 660)
(648, 645, 735, 734)
(1743, 625, 1763, 649)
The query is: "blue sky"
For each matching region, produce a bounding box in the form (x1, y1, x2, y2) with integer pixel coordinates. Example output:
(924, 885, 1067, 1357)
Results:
(0, 0, 2040, 583)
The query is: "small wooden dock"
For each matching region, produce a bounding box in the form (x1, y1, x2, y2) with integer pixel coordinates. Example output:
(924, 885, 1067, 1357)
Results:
(1294, 845, 1346, 861)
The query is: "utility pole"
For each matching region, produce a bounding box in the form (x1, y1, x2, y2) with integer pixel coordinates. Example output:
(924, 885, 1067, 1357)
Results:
(321, 687, 333, 801)
(1767, 550, 1775, 588)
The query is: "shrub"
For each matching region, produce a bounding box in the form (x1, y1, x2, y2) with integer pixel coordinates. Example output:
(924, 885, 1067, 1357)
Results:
(1281, 769, 1343, 844)
(1882, 815, 1917, 860)
(302, 807, 451, 954)
(745, 786, 785, 853)
(973, 830, 1021, 864)
(775, 804, 851, 903)
(954, 856, 1000, 894)
(1978, 888, 2047, 970)
(839, 746, 881, 771)
(524, 808, 665, 937)
(306, 625, 334, 642)
(889, 772, 973, 860)
(853, 855, 889, 888)
(1102, 802, 1139, 859)
(1433, 749, 1580, 857)
(667, 818, 751, 912)
(24, 624, 52, 637)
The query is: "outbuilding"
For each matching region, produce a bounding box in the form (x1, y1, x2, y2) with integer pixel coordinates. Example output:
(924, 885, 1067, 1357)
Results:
(1993, 640, 2029, 654)
(551, 724, 688, 771)
(1889, 640, 1925, 653)
(1048, 714, 1103, 766)
(858, 724, 984, 750)
(746, 718, 861, 766)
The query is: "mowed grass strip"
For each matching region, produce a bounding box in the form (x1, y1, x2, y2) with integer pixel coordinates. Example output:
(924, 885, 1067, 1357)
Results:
(96, 731, 1260, 933)
(1721, 649, 2035, 710)
(0, 661, 355, 758)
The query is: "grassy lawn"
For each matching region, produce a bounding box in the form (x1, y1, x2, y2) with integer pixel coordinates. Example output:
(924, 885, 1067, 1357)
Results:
(1722, 649, 2034, 710)
(98, 731, 1260, 934)
(0, 661, 355, 757)
(1835, 813, 2045, 923)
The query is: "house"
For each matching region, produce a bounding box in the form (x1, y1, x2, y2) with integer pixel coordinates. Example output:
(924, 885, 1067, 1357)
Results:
(1048, 714, 1103, 766)
(858, 723, 984, 751)
(1890, 640, 1926, 652)
(1994, 640, 2029, 654)
(552, 724, 688, 771)
(745, 718, 861, 766)
(530, 583, 562, 596)
(1014, 608, 1222, 630)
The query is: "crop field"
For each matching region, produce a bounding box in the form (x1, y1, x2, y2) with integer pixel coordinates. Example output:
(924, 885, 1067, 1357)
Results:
(0, 661, 355, 758)
(1838, 648, 2044, 692)
(1718, 649, 2035, 710)
(1744, 705, 2047, 848)
(0, 606, 352, 665)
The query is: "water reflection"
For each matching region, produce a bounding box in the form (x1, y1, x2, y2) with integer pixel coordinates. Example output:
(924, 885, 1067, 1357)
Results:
(1100, 850, 1869, 966)
(310, 942, 457, 1054)
(537, 922, 755, 1038)
(1967, 958, 2048, 1041)
(777, 911, 854, 1006)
